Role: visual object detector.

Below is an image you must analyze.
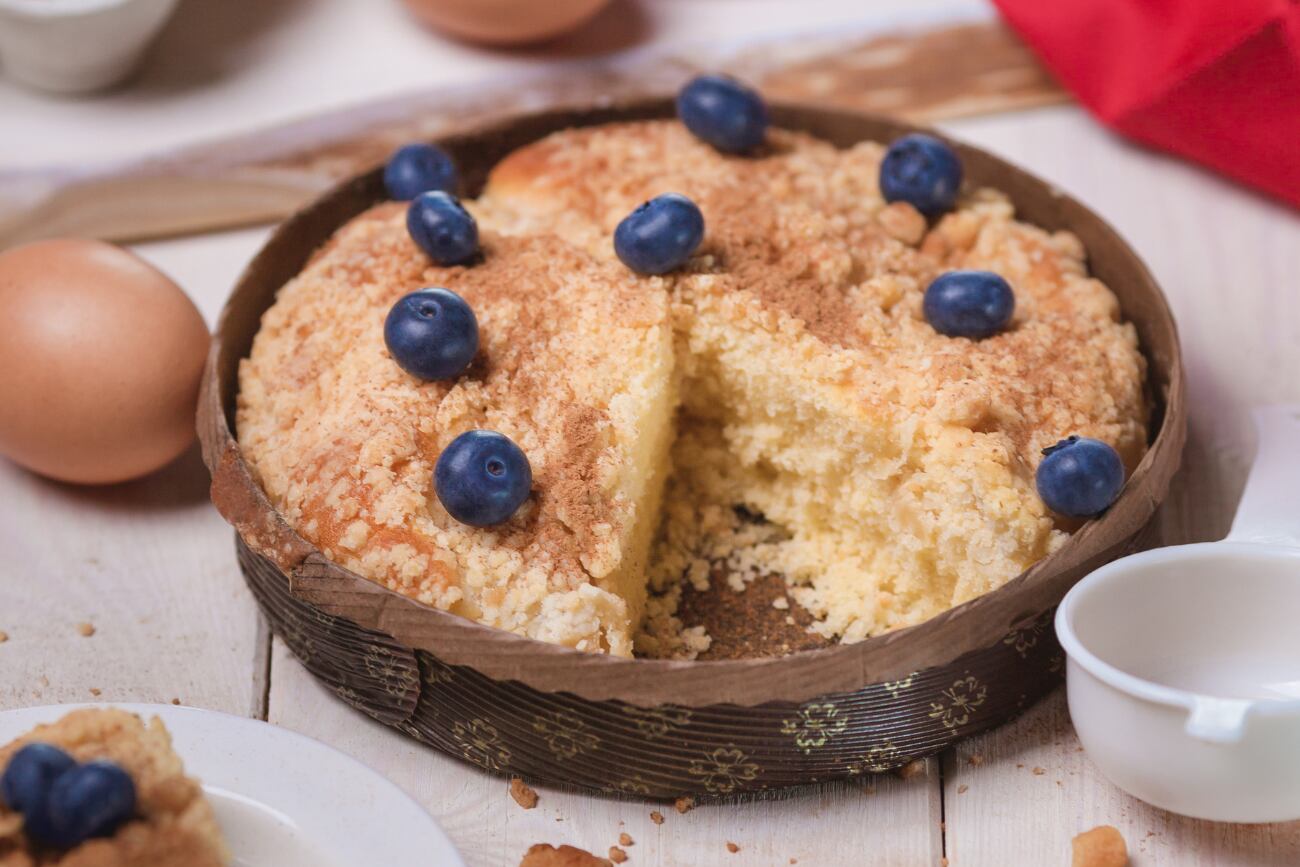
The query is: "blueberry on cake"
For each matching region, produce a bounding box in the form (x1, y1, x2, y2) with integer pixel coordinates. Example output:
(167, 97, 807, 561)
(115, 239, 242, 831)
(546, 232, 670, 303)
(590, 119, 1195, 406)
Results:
(238, 75, 1146, 658)
(0, 708, 228, 867)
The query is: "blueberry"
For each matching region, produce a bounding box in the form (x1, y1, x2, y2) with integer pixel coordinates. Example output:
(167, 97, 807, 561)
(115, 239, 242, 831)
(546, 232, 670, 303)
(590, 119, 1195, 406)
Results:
(923, 270, 1015, 339)
(42, 761, 136, 848)
(1, 743, 75, 814)
(435, 430, 532, 527)
(383, 143, 457, 201)
(407, 191, 479, 266)
(676, 74, 768, 154)
(879, 133, 963, 217)
(613, 193, 705, 275)
(385, 288, 479, 381)
(1036, 436, 1126, 518)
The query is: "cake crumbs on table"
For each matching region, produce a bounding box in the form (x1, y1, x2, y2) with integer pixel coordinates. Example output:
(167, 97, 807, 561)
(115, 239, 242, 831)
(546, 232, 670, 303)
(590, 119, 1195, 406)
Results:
(510, 777, 539, 809)
(1071, 825, 1128, 867)
(1032, 766, 1046, 776)
(618, 832, 633, 846)
(608, 846, 627, 863)
(674, 796, 694, 814)
(967, 753, 984, 766)
(89, 688, 101, 696)
(171, 698, 181, 705)
(726, 842, 740, 854)
(76, 622, 95, 637)
(0, 630, 8, 643)
(519, 843, 612, 867)
(649, 811, 664, 825)
(896, 759, 926, 780)
(957, 784, 969, 794)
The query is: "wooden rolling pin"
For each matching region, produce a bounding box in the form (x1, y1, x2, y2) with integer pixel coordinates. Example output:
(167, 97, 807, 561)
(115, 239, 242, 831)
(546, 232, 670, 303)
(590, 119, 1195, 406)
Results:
(0, 20, 1064, 247)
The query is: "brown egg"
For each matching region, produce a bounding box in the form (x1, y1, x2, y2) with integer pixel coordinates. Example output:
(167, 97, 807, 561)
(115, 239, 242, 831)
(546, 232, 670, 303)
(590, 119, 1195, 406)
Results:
(400, 0, 611, 45)
(0, 239, 209, 484)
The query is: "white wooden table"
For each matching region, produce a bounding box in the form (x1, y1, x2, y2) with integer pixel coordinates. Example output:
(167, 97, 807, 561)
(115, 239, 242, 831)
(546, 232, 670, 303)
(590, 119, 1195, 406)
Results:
(3, 2, 1300, 864)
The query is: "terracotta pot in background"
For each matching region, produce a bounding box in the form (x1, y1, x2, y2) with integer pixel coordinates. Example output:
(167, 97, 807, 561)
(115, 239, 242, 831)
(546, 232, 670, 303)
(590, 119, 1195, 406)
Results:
(400, 0, 612, 46)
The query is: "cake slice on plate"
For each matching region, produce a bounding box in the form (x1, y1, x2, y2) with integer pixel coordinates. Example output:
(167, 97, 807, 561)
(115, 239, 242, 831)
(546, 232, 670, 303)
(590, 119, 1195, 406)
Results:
(0, 707, 228, 867)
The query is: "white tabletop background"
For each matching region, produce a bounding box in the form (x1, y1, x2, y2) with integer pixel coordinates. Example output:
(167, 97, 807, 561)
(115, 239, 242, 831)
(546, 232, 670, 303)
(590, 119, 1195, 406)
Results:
(3, 1, 1300, 864)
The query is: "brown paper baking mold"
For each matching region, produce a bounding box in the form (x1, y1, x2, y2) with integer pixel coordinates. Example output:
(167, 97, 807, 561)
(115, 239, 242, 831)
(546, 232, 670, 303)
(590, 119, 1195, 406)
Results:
(199, 99, 1185, 796)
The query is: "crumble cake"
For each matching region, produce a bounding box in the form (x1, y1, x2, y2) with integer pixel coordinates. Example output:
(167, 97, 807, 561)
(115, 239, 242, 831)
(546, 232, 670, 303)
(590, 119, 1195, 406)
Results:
(238, 119, 1147, 656)
(0, 709, 228, 867)
(238, 219, 675, 655)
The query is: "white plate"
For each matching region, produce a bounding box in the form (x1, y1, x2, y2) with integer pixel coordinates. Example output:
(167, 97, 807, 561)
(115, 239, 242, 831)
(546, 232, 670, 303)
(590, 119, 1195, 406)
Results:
(0, 703, 465, 867)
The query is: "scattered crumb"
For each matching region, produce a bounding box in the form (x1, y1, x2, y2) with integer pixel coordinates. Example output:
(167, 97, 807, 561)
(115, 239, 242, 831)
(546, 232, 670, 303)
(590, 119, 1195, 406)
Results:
(790, 860, 798, 865)
(967, 754, 984, 767)
(510, 777, 539, 810)
(650, 811, 664, 825)
(0, 630, 8, 643)
(171, 698, 181, 706)
(1032, 767, 1046, 776)
(1016, 763, 1025, 769)
(76, 622, 95, 637)
(608, 846, 627, 863)
(726, 842, 740, 854)
(520, 843, 612, 867)
(957, 784, 969, 794)
(89, 688, 101, 697)
(772, 596, 789, 610)
(1072, 825, 1128, 867)
(896, 759, 925, 780)
(674, 796, 694, 814)
(877, 201, 927, 245)
(619, 833, 633, 846)
(941, 859, 949, 867)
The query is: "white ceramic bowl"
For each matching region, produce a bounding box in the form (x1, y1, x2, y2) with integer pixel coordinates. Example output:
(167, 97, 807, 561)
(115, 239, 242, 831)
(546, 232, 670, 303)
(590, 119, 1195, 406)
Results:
(1057, 406, 1300, 822)
(0, 0, 178, 93)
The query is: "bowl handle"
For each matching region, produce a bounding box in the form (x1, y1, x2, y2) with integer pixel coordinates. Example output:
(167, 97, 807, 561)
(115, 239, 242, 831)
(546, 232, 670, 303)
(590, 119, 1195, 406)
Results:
(1184, 696, 1252, 744)
(1225, 405, 1300, 547)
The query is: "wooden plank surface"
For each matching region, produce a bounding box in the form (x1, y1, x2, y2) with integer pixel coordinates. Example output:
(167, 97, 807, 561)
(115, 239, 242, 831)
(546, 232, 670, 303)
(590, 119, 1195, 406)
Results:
(0, 445, 267, 716)
(945, 691, 1300, 866)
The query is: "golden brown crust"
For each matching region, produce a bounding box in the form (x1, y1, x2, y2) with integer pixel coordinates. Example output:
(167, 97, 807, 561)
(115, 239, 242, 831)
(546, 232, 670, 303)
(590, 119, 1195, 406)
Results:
(0, 710, 227, 867)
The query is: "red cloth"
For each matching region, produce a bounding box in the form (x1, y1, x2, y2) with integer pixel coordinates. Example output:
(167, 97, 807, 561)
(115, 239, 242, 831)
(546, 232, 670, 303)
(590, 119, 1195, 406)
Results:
(993, 0, 1300, 208)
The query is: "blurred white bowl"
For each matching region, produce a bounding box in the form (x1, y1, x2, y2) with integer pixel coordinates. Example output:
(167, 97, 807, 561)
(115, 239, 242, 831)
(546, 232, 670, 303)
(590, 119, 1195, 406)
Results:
(0, 0, 178, 94)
